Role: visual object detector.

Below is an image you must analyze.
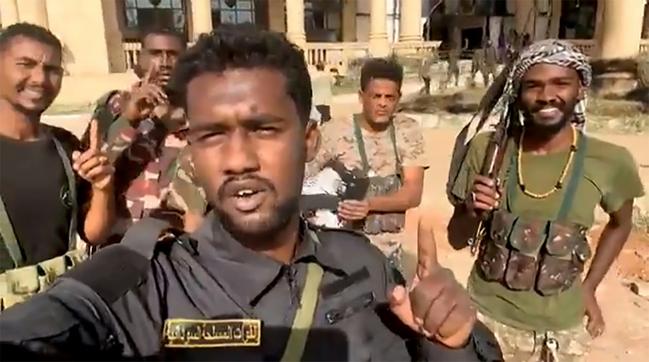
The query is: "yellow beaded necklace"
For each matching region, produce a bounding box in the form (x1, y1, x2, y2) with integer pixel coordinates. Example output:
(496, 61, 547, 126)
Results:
(517, 125, 578, 199)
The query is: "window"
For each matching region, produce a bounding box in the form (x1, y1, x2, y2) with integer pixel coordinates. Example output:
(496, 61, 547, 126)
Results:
(305, 0, 342, 42)
(123, 0, 187, 36)
(211, 0, 256, 26)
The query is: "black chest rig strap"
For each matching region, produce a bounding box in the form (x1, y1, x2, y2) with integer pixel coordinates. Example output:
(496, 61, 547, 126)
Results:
(352, 115, 405, 234)
(478, 131, 592, 295)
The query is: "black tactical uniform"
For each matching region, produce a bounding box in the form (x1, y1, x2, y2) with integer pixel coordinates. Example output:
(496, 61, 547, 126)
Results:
(0, 214, 498, 361)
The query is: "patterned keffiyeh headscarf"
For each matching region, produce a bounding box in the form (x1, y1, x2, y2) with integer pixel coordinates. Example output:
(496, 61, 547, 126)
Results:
(467, 39, 592, 142)
(446, 39, 592, 204)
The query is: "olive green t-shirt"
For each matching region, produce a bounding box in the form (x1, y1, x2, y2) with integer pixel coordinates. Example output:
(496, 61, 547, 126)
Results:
(451, 131, 645, 331)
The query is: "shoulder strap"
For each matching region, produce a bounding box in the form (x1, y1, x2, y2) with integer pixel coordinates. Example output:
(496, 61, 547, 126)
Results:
(556, 132, 588, 221)
(352, 115, 370, 173)
(280, 262, 324, 362)
(51, 136, 78, 251)
(120, 217, 177, 260)
(0, 194, 23, 267)
(353, 115, 401, 175)
(505, 139, 519, 212)
(388, 120, 400, 175)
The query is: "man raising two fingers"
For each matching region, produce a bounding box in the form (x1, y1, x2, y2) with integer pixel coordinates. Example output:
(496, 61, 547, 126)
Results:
(0, 24, 114, 309)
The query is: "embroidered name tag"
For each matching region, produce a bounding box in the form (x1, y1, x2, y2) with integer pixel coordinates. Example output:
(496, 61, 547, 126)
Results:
(163, 319, 261, 348)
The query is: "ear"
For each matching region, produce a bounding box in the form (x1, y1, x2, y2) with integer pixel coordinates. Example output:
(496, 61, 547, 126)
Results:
(358, 89, 364, 103)
(577, 85, 586, 101)
(305, 121, 320, 162)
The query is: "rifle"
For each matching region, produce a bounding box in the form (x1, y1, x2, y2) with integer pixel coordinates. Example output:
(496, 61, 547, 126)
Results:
(467, 104, 515, 255)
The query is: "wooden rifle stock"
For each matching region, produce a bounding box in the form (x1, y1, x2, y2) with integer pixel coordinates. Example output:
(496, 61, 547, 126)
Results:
(468, 109, 511, 254)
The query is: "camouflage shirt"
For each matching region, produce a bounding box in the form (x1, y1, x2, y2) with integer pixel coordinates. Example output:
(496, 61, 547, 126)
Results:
(90, 91, 188, 239)
(306, 114, 430, 178)
(165, 147, 207, 215)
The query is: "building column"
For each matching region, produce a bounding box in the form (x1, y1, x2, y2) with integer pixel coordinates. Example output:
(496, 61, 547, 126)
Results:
(286, 0, 306, 49)
(190, 0, 212, 42)
(369, 0, 389, 57)
(0, 0, 19, 27)
(514, 0, 535, 37)
(643, 1, 649, 38)
(44, 0, 126, 74)
(268, 0, 286, 33)
(597, 0, 645, 59)
(548, 0, 562, 39)
(16, 0, 48, 27)
(399, 0, 422, 42)
(342, 0, 357, 42)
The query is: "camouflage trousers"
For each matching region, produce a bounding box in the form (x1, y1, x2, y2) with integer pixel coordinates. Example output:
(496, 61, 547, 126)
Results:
(478, 313, 591, 362)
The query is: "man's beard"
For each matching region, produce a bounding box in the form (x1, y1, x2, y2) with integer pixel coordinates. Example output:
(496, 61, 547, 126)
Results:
(522, 102, 577, 137)
(524, 113, 571, 136)
(214, 194, 300, 247)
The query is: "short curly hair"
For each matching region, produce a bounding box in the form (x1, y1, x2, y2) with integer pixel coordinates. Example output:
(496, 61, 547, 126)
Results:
(169, 24, 312, 124)
(0, 23, 61, 56)
(360, 57, 403, 91)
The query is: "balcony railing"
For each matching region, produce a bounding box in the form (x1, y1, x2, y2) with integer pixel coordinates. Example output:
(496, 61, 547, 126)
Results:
(121, 39, 649, 72)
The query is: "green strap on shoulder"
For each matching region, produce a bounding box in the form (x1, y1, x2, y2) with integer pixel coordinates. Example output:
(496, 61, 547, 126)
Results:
(0, 194, 23, 267)
(556, 132, 588, 220)
(280, 262, 324, 362)
(51, 137, 78, 251)
(352, 114, 400, 175)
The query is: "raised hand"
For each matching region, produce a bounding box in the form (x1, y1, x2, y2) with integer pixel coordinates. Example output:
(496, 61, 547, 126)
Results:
(123, 65, 168, 124)
(72, 120, 114, 191)
(389, 265, 476, 349)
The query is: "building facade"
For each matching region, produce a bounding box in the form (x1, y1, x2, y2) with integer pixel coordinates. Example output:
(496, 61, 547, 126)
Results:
(0, 0, 647, 76)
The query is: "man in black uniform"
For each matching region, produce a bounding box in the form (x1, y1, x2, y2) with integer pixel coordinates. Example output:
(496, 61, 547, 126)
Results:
(0, 26, 496, 361)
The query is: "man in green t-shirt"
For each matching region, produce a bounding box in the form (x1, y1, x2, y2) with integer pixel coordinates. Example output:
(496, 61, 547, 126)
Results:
(447, 40, 645, 361)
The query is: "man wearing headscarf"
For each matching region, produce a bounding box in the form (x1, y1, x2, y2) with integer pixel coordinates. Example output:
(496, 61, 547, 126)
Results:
(446, 40, 645, 361)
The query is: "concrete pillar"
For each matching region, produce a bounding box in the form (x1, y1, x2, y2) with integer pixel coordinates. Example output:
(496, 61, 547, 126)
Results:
(643, 2, 649, 38)
(0, 0, 19, 27)
(400, 0, 422, 42)
(286, 0, 306, 49)
(17, 0, 48, 27)
(268, 0, 286, 33)
(190, 0, 212, 42)
(369, 0, 389, 57)
(548, 0, 562, 39)
(46, 0, 122, 75)
(598, 0, 645, 59)
(514, 0, 535, 37)
(342, 0, 357, 42)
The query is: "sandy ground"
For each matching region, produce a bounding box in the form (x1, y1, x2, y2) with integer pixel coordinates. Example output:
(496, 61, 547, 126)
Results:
(43, 80, 649, 361)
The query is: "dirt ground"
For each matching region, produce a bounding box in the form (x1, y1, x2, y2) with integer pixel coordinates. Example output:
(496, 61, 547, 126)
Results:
(43, 81, 648, 361)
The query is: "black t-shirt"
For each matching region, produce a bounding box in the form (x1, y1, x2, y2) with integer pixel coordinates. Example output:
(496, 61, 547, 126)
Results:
(0, 128, 82, 271)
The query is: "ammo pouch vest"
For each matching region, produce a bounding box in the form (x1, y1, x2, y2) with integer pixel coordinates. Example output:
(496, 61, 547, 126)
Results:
(353, 115, 405, 235)
(477, 131, 591, 296)
(0, 133, 85, 311)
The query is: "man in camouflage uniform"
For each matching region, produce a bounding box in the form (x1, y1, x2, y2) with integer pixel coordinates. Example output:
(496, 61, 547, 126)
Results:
(442, 41, 462, 90)
(471, 39, 499, 87)
(447, 40, 645, 361)
(306, 58, 432, 281)
(86, 28, 188, 242)
(418, 49, 438, 95)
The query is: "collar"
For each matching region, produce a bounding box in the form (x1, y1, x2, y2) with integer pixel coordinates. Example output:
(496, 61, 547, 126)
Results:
(192, 212, 350, 305)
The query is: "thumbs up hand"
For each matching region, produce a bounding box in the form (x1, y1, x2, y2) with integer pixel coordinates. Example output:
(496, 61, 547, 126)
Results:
(389, 265, 476, 349)
(72, 119, 114, 191)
